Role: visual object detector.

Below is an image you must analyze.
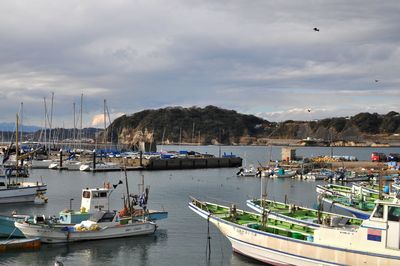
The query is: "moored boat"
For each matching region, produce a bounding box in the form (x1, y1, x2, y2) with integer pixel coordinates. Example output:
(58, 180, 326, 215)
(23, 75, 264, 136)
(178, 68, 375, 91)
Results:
(15, 211, 157, 243)
(0, 174, 47, 204)
(246, 198, 363, 228)
(189, 197, 400, 265)
(0, 237, 41, 252)
(79, 161, 120, 172)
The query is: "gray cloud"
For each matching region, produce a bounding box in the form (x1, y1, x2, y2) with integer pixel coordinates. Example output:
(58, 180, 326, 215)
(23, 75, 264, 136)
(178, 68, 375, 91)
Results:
(0, 0, 399, 127)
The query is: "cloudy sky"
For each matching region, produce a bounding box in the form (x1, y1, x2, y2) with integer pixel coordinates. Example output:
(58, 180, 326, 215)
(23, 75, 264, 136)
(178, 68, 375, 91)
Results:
(0, 0, 399, 128)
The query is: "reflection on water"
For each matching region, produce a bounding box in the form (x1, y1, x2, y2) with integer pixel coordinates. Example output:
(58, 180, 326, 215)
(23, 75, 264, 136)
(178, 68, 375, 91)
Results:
(1, 230, 167, 266)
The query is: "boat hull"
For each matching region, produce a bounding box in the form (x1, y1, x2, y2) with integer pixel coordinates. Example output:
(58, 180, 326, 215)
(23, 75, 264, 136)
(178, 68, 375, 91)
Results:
(0, 237, 41, 251)
(0, 185, 46, 204)
(0, 216, 24, 238)
(189, 203, 400, 265)
(15, 221, 156, 243)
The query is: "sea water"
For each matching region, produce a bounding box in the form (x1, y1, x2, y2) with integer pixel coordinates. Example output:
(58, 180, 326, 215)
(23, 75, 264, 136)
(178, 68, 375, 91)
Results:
(1, 145, 399, 266)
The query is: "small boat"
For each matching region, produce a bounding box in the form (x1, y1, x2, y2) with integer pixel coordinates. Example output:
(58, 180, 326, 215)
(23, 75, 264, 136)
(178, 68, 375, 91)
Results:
(29, 159, 54, 169)
(246, 199, 363, 228)
(301, 169, 334, 180)
(260, 168, 296, 178)
(320, 194, 376, 219)
(15, 211, 157, 243)
(0, 173, 47, 204)
(49, 160, 83, 170)
(15, 173, 166, 243)
(0, 237, 41, 252)
(79, 161, 120, 172)
(189, 197, 400, 265)
(0, 183, 166, 239)
(236, 165, 258, 177)
(316, 183, 380, 199)
(0, 215, 28, 238)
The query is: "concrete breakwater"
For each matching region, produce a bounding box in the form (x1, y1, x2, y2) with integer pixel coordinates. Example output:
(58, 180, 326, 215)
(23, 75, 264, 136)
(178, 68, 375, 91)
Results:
(32, 152, 243, 171)
(103, 156, 243, 170)
(145, 157, 242, 170)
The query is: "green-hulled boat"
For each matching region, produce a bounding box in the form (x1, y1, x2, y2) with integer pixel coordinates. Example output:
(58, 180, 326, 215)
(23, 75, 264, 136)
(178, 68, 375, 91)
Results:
(246, 199, 363, 228)
(189, 197, 400, 265)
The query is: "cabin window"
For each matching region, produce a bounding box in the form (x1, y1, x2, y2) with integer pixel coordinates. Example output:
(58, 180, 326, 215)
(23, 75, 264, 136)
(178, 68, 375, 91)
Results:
(99, 192, 107, 198)
(0, 182, 5, 186)
(388, 206, 400, 222)
(83, 191, 91, 198)
(372, 204, 384, 219)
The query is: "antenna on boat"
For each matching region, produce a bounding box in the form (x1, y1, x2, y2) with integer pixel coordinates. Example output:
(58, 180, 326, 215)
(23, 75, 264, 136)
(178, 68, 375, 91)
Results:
(123, 164, 132, 214)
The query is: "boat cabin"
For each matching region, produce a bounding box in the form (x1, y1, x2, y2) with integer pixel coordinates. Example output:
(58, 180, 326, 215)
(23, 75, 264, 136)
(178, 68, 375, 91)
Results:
(59, 187, 111, 224)
(365, 199, 400, 250)
(80, 187, 111, 213)
(315, 198, 400, 252)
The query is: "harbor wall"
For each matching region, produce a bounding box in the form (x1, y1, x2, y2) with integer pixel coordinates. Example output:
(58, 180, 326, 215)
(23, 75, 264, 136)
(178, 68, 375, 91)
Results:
(146, 157, 242, 170)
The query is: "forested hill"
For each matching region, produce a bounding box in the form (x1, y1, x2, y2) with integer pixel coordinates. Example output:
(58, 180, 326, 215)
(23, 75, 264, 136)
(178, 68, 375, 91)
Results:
(106, 106, 400, 145)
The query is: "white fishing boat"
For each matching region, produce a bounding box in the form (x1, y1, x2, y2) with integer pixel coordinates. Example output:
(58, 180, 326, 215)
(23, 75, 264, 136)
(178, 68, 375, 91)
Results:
(15, 172, 166, 243)
(15, 211, 157, 243)
(0, 174, 47, 204)
(189, 197, 400, 265)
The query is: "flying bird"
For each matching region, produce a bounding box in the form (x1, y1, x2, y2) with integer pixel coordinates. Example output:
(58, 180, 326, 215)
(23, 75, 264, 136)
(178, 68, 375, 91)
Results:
(375, 80, 379, 82)
(313, 27, 320, 32)
(307, 109, 311, 112)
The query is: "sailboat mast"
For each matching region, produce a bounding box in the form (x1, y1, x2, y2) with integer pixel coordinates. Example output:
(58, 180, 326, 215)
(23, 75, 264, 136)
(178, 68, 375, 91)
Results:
(20, 102, 23, 143)
(43, 97, 47, 153)
(16, 113, 19, 168)
(80, 93, 83, 150)
(104, 99, 106, 146)
(73, 102, 76, 148)
(49, 92, 54, 154)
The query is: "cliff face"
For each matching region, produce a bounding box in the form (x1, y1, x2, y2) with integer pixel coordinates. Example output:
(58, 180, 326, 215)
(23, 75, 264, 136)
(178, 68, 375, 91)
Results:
(106, 107, 400, 146)
(108, 106, 268, 148)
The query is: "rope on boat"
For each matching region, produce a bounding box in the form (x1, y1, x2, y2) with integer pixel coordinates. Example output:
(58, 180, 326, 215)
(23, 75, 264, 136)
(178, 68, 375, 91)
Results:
(6, 227, 17, 240)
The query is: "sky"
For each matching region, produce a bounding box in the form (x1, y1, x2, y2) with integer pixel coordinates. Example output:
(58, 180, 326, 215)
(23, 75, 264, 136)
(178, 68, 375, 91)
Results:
(0, 0, 399, 128)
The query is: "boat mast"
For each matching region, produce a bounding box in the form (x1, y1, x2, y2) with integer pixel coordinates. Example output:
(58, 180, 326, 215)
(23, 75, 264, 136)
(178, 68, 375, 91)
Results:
(43, 97, 47, 155)
(80, 93, 83, 151)
(20, 102, 23, 143)
(16, 113, 19, 169)
(73, 102, 76, 149)
(49, 92, 54, 155)
(124, 166, 132, 213)
(104, 99, 106, 147)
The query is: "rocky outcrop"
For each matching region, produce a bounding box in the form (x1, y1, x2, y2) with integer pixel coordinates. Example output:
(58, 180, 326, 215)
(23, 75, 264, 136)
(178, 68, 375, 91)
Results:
(106, 107, 400, 146)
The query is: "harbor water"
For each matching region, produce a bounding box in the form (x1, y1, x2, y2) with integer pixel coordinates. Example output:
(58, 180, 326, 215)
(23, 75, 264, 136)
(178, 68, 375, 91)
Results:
(1, 145, 399, 265)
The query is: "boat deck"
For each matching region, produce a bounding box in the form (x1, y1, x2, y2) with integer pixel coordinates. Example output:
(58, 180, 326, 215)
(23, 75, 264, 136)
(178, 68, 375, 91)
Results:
(193, 199, 315, 240)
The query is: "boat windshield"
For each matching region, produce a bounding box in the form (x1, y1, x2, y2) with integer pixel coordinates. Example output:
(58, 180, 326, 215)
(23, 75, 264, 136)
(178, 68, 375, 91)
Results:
(388, 206, 400, 222)
(90, 211, 115, 222)
(372, 204, 384, 219)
